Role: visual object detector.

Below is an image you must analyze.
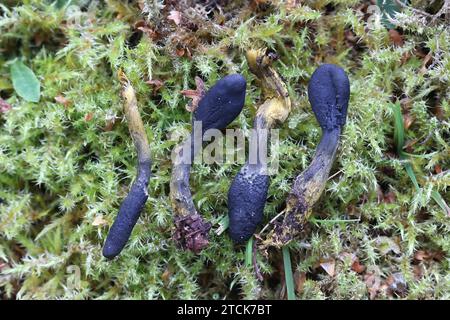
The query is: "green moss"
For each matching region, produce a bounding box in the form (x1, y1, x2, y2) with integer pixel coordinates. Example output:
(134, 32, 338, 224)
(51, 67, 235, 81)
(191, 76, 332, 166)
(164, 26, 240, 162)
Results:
(0, 0, 448, 299)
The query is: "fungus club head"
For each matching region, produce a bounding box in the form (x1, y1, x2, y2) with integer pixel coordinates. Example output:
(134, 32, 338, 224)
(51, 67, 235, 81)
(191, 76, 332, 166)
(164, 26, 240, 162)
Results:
(307, 64, 350, 131)
(228, 170, 270, 243)
(194, 74, 246, 132)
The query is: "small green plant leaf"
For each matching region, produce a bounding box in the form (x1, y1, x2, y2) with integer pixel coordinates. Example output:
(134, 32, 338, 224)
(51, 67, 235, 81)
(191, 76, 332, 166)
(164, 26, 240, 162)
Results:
(282, 246, 296, 300)
(10, 60, 41, 102)
(404, 163, 420, 191)
(431, 191, 450, 217)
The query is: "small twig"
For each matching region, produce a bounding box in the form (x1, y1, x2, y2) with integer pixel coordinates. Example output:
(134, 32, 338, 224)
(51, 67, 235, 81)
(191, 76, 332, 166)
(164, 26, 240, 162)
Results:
(327, 169, 343, 181)
(257, 208, 286, 236)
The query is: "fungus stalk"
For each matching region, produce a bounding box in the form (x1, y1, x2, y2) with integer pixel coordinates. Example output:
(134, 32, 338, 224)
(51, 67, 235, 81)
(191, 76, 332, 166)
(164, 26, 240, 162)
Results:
(228, 49, 291, 243)
(103, 71, 151, 259)
(170, 135, 211, 253)
(170, 74, 246, 253)
(267, 64, 350, 246)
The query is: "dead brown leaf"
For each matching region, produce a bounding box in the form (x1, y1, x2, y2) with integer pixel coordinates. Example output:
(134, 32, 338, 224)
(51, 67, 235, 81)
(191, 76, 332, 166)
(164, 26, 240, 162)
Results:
(168, 10, 182, 26)
(176, 47, 185, 57)
(403, 113, 414, 130)
(135, 21, 160, 41)
(146, 79, 164, 92)
(319, 258, 335, 277)
(414, 250, 430, 261)
(55, 95, 71, 108)
(434, 164, 442, 174)
(338, 252, 366, 274)
(92, 215, 107, 226)
(294, 271, 306, 294)
(388, 29, 404, 47)
(364, 269, 381, 300)
(414, 250, 444, 262)
(181, 76, 206, 112)
(351, 259, 366, 274)
(84, 112, 93, 122)
(431, 104, 444, 120)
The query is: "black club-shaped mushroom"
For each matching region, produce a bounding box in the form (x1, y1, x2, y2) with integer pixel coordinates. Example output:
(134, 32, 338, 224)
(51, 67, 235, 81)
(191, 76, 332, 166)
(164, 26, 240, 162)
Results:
(170, 74, 246, 253)
(268, 63, 350, 246)
(102, 71, 151, 259)
(227, 49, 292, 243)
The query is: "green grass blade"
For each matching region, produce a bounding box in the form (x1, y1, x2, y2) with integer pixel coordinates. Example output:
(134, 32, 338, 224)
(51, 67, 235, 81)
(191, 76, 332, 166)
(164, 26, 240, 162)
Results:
(402, 151, 434, 159)
(431, 191, 450, 216)
(392, 102, 404, 156)
(245, 236, 254, 268)
(215, 215, 229, 235)
(404, 162, 420, 191)
(391, 102, 449, 215)
(282, 246, 296, 300)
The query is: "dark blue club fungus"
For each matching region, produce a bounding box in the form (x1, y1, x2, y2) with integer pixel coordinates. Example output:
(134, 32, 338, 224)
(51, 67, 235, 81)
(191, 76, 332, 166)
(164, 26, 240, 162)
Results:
(228, 49, 292, 243)
(170, 74, 246, 253)
(269, 64, 350, 246)
(103, 71, 151, 259)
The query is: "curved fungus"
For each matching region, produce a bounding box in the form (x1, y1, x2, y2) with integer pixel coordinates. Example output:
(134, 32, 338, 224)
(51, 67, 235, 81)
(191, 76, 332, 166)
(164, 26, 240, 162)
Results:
(170, 74, 246, 253)
(103, 71, 151, 259)
(227, 49, 292, 243)
(268, 63, 350, 246)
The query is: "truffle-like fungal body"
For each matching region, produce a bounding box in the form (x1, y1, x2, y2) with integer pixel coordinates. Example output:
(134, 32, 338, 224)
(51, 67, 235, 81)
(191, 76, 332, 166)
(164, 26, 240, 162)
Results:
(103, 72, 151, 259)
(269, 64, 350, 246)
(170, 74, 246, 253)
(228, 50, 292, 243)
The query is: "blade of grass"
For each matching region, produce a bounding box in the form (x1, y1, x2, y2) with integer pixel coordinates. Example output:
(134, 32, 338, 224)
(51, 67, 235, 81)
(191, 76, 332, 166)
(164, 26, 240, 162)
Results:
(391, 102, 449, 215)
(215, 215, 229, 235)
(245, 236, 254, 268)
(392, 102, 404, 156)
(282, 246, 295, 300)
(402, 151, 435, 159)
(404, 163, 420, 191)
(431, 191, 450, 216)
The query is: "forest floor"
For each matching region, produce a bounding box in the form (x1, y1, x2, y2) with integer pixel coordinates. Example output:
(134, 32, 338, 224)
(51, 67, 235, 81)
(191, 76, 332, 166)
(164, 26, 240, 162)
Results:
(0, 0, 449, 299)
